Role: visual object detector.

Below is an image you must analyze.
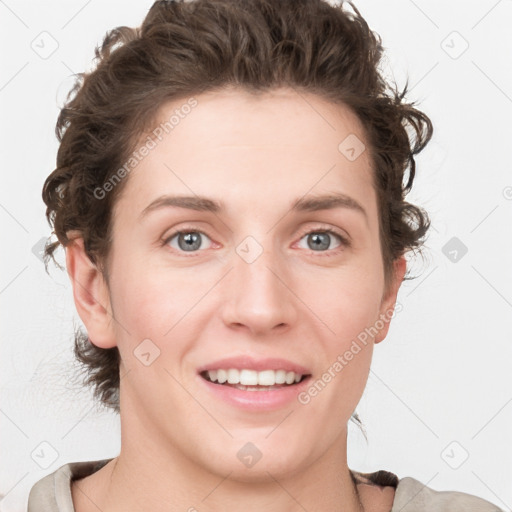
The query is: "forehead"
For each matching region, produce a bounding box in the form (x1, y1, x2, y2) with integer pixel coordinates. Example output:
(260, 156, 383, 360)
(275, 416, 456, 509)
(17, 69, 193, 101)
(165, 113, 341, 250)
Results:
(115, 87, 377, 223)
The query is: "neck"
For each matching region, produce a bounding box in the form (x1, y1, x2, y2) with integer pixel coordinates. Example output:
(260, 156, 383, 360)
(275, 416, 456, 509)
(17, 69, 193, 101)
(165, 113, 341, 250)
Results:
(72, 396, 364, 512)
(74, 434, 363, 512)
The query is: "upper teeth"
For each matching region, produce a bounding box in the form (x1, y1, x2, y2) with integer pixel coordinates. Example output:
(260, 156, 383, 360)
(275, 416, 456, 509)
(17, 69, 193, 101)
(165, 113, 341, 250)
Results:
(206, 369, 303, 386)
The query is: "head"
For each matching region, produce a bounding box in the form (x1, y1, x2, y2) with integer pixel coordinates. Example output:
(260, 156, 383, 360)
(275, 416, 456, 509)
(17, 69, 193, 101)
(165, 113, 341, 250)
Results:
(44, 0, 431, 480)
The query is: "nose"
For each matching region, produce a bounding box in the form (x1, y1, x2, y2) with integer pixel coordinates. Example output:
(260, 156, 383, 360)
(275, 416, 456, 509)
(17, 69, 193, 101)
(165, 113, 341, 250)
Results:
(220, 242, 298, 336)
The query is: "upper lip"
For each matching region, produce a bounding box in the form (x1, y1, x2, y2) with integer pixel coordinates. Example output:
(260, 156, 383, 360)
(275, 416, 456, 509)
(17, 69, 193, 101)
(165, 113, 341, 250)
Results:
(197, 356, 311, 375)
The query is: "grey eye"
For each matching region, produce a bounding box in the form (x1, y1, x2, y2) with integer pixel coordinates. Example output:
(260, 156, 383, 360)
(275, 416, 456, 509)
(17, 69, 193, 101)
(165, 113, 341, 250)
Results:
(168, 231, 211, 252)
(298, 231, 344, 252)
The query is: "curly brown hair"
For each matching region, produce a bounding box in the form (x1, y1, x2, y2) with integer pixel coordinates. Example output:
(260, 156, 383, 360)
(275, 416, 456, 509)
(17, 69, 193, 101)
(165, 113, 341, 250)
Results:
(43, 0, 432, 413)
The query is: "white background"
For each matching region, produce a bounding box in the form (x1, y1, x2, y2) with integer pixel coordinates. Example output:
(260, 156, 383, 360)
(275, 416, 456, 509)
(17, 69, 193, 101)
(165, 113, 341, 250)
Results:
(1, 0, 511, 510)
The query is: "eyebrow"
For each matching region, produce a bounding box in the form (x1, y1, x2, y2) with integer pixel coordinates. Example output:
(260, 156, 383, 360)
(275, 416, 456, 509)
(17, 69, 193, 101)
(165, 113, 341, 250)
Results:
(139, 192, 367, 220)
(292, 193, 367, 218)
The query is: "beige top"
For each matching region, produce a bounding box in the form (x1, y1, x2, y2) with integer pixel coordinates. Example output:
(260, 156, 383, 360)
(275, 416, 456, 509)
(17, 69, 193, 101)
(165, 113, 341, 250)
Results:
(27, 459, 504, 512)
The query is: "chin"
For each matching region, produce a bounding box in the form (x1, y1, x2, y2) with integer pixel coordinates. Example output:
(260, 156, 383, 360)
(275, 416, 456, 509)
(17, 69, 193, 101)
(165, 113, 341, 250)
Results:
(194, 431, 313, 482)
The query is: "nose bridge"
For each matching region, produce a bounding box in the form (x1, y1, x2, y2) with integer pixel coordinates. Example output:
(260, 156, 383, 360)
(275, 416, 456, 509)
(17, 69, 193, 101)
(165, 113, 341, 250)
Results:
(221, 234, 296, 333)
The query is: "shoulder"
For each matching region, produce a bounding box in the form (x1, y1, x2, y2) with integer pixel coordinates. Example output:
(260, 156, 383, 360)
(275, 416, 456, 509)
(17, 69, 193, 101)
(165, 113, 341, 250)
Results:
(392, 475, 505, 512)
(27, 459, 112, 512)
(351, 468, 504, 512)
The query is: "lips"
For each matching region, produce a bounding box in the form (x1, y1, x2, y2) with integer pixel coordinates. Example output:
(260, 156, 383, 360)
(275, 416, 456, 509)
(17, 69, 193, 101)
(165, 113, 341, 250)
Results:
(196, 355, 311, 375)
(196, 356, 312, 410)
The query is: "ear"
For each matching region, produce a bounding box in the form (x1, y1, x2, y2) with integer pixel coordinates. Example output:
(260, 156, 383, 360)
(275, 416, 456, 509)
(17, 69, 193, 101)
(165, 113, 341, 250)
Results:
(65, 236, 117, 349)
(374, 255, 407, 344)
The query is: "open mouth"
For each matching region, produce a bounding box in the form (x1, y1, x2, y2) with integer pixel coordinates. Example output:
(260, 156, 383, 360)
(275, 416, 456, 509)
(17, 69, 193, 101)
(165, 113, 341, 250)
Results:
(200, 369, 311, 392)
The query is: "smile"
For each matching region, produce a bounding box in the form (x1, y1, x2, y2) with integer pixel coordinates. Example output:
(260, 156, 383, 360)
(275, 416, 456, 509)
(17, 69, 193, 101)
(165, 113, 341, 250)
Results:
(200, 368, 308, 390)
(197, 357, 313, 410)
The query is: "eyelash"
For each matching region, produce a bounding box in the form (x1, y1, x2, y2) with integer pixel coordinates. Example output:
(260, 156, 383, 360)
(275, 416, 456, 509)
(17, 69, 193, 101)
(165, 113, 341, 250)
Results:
(296, 227, 350, 256)
(162, 225, 350, 257)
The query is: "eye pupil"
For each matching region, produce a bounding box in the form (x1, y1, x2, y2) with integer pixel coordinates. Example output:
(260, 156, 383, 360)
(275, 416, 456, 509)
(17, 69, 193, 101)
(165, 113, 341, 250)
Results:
(169, 230, 342, 255)
(308, 233, 330, 251)
(179, 232, 202, 251)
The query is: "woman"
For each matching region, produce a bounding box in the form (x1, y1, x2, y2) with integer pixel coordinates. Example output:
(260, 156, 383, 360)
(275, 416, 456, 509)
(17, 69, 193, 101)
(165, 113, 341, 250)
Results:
(28, 0, 504, 510)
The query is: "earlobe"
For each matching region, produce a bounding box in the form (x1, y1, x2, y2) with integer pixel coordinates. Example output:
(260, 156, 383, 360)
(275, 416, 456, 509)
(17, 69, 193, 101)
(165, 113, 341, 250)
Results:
(65, 236, 117, 349)
(374, 256, 407, 344)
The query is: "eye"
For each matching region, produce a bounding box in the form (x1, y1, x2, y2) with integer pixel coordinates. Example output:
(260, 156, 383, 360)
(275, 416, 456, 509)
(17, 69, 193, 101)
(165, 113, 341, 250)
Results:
(165, 230, 213, 252)
(162, 227, 348, 255)
(296, 229, 348, 253)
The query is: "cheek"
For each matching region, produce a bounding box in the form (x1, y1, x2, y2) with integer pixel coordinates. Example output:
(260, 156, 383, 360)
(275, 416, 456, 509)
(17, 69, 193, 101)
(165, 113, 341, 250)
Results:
(111, 258, 203, 332)
(296, 264, 384, 341)
(298, 278, 377, 414)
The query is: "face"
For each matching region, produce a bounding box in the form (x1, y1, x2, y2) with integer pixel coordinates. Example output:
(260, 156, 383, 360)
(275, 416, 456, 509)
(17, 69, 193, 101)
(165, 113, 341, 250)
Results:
(71, 87, 405, 482)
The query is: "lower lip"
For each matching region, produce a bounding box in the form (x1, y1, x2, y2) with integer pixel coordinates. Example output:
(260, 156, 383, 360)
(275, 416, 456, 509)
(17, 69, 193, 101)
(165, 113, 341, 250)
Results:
(198, 375, 312, 411)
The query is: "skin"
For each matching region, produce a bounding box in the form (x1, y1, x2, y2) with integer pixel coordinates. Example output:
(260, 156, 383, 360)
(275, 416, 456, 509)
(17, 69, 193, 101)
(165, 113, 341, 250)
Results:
(66, 87, 406, 512)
